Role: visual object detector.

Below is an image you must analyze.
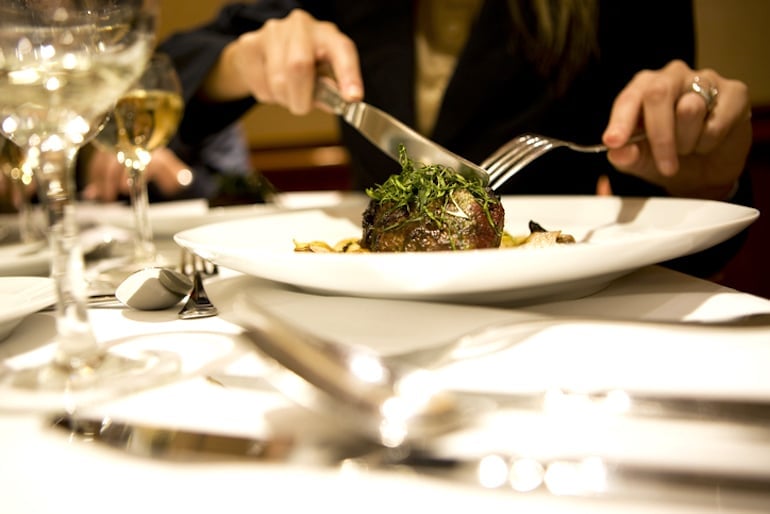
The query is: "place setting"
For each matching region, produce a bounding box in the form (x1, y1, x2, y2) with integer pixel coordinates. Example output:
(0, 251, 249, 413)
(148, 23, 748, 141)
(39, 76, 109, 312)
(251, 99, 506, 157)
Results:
(36, 280, 770, 511)
(0, 1, 769, 512)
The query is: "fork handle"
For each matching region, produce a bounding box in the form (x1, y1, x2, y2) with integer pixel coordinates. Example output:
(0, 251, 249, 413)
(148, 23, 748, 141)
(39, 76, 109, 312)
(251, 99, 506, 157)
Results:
(620, 132, 647, 147)
(608, 132, 646, 150)
(574, 132, 647, 153)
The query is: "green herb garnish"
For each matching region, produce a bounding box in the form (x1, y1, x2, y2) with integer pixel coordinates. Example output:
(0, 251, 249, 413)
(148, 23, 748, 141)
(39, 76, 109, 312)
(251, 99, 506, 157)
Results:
(365, 145, 500, 233)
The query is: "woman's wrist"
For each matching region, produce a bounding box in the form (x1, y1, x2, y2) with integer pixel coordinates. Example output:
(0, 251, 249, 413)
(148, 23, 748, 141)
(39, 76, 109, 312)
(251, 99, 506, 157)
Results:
(201, 40, 250, 102)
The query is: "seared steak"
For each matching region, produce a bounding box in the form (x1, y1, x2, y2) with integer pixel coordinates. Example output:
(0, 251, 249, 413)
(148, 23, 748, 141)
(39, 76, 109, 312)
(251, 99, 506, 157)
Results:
(361, 147, 505, 252)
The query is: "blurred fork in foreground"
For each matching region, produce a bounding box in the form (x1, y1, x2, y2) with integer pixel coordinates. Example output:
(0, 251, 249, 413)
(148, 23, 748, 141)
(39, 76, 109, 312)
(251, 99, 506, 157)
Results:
(177, 249, 218, 319)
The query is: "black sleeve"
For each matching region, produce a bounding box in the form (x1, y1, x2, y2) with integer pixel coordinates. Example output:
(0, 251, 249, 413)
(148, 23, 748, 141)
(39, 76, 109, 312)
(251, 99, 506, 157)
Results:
(157, 1, 302, 144)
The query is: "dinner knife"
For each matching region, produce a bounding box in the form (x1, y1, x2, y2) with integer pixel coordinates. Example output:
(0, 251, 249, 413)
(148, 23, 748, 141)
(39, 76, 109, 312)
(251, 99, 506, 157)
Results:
(314, 77, 490, 185)
(360, 448, 770, 507)
(50, 413, 770, 507)
(50, 413, 296, 461)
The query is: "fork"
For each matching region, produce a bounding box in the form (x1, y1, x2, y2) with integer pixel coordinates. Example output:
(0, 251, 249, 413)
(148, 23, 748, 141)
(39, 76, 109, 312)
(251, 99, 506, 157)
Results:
(480, 132, 646, 190)
(177, 249, 219, 319)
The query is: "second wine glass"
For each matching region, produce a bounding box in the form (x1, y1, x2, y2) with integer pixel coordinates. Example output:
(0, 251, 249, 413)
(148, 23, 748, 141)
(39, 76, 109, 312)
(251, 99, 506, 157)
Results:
(94, 53, 184, 270)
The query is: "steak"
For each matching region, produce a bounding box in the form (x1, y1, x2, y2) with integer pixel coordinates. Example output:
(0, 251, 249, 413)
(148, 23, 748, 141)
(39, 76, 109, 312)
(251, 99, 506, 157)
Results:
(360, 147, 505, 252)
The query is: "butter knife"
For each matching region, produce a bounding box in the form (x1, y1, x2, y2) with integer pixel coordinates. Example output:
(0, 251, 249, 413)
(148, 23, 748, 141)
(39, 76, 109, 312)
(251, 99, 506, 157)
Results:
(314, 77, 489, 185)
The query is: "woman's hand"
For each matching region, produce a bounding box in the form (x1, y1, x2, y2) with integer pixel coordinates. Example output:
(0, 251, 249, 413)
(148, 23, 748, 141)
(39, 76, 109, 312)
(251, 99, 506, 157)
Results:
(602, 59, 752, 200)
(81, 147, 193, 202)
(80, 147, 126, 202)
(203, 9, 364, 115)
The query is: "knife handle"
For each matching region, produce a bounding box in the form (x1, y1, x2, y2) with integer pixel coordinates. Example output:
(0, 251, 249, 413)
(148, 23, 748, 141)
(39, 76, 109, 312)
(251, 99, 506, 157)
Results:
(314, 76, 348, 115)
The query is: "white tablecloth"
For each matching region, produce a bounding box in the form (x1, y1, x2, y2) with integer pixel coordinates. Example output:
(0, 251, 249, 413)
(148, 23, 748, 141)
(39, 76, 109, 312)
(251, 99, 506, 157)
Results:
(2, 265, 770, 513)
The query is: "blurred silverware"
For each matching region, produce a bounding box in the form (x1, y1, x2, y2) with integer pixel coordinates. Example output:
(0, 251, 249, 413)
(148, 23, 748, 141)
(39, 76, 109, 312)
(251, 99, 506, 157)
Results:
(178, 249, 218, 319)
(230, 297, 770, 449)
(206, 370, 770, 429)
(178, 271, 218, 319)
(234, 296, 493, 447)
(49, 411, 770, 507)
(179, 247, 218, 278)
(349, 447, 770, 506)
(50, 413, 293, 460)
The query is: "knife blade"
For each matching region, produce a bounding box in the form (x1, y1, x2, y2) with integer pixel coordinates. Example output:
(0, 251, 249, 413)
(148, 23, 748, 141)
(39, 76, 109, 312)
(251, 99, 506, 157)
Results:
(49, 413, 770, 507)
(50, 413, 295, 461)
(355, 448, 770, 507)
(314, 77, 489, 185)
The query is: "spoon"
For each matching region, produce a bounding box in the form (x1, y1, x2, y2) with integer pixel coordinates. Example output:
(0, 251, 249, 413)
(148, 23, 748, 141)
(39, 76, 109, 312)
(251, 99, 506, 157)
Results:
(230, 297, 770, 449)
(233, 295, 485, 448)
(110, 267, 192, 310)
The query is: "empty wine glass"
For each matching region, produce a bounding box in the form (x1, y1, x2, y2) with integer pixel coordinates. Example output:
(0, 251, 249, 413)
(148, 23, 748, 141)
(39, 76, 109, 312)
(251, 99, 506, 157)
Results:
(0, 0, 180, 411)
(93, 52, 184, 272)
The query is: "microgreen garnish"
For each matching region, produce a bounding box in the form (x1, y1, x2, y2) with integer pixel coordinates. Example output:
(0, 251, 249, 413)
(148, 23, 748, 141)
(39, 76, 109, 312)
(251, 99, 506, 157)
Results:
(365, 145, 500, 234)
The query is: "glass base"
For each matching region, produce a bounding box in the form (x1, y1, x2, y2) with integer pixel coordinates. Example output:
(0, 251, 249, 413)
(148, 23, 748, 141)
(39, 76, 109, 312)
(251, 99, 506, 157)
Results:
(0, 348, 180, 412)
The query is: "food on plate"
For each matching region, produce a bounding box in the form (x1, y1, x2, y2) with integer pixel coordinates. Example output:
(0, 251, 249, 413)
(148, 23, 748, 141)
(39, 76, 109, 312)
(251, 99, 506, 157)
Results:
(293, 237, 366, 253)
(295, 220, 574, 253)
(293, 145, 574, 253)
(361, 145, 504, 251)
(500, 220, 575, 248)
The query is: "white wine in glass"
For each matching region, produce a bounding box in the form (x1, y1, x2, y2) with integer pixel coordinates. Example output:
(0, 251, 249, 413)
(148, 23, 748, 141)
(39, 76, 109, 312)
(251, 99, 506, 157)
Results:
(94, 53, 184, 268)
(0, 0, 180, 411)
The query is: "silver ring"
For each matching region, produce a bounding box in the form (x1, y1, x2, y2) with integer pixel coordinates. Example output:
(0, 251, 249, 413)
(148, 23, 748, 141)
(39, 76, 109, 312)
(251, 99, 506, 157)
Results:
(688, 76, 719, 113)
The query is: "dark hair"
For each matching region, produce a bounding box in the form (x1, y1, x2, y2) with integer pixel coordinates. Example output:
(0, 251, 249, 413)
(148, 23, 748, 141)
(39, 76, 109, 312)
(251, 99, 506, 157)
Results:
(506, 0, 598, 92)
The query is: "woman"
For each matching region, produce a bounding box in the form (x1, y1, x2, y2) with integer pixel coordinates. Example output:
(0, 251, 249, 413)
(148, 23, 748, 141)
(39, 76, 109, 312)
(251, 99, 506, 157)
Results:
(160, 0, 753, 274)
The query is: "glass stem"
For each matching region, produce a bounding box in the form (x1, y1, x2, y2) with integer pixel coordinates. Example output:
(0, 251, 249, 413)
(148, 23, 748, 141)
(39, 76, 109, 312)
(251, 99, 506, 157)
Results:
(127, 165, 156, 263)
(35, 147, 101, 371)
(11, 179, 40, 244)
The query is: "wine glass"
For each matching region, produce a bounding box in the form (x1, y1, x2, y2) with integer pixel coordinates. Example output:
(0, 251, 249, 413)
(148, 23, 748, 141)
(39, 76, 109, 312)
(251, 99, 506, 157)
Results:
(0, 137, 43, 244)
(0, 0, 180, 410)
(93, 52, 184, 273)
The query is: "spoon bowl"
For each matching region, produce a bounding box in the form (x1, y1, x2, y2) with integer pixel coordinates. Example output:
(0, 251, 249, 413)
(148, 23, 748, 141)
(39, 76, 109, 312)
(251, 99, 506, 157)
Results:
(114, 267, 192, 310)
(233, 295, 486, 448)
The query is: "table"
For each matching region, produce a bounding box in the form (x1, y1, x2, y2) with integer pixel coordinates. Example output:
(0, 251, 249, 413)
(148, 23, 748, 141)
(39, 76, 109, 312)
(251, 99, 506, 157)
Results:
(2, 263, 770, 514)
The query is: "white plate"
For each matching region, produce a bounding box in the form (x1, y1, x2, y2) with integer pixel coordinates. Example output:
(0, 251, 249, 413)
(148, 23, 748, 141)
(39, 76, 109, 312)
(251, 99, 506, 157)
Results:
(174, 196, 758, 304)
(85, 191, 368, 237)
(0, 224, 130, 277)
(0, 240, 49, 277)
(0, 277, 56, 341)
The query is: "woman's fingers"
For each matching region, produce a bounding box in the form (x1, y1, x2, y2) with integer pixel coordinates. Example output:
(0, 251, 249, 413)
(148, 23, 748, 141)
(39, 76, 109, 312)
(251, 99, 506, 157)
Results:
(143, 148, 190, 197)
(604, 59, 751, 200)
(233, 9, 362, 115)
(81, 150, 123, 202)
(673, 92, 708, 156)
(605, 60, 698, 176)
